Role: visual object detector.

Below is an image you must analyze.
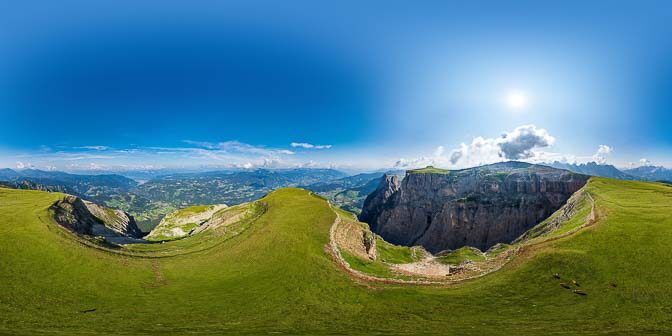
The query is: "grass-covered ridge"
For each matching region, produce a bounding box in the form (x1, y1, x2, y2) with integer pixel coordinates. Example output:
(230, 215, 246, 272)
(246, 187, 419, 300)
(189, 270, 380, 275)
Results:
(375, 236, 424, 264)
(1, 178, 672, 335)
(436, 246, 486, 265)
(407, 165, 451, 174)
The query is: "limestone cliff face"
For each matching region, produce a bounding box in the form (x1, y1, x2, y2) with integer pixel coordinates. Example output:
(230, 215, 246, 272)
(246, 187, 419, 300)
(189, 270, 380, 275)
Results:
(359, 162, 589, 253)
(49, 195, 144, 242)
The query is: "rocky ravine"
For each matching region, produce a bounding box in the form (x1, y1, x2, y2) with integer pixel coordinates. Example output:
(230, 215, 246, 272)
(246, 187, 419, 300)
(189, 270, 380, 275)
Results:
(359, 162, 589, 253)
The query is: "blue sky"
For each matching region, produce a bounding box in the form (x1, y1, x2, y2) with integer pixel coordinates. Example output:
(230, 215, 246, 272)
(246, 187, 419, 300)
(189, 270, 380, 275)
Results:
(1, 1, 671, 171)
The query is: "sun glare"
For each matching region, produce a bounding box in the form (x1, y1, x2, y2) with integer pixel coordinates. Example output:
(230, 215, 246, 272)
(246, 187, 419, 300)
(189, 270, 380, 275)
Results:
(505, 90, 529, 110)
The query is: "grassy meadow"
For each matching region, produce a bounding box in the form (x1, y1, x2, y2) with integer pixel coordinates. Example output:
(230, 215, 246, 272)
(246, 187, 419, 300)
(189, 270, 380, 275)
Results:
(1, 177, 672, 335)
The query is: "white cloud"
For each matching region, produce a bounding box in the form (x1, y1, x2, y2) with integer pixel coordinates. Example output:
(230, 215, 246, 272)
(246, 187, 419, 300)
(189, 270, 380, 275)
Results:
(447, 136, 501, 167)
(448, 125, 555, 167)
(298, 160, 320, 168)
(290, 142, 332, 149)
(76, 145, 110, 151)
(60, 154, 116, 161)
(639, 158, 652, 166)
(15, 161, 34, 169)
(394, 157, 445, 169)
(260, 158, 284, 168)
(182, 140, 295, 156)
(498, 125, 556, 160)
(433, 146, 445, 157)
(592, 145, 613, 164)
(395, 125, 556, 169)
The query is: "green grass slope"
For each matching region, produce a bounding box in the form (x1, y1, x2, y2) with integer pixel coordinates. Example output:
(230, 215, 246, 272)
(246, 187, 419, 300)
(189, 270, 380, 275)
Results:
(1, 178, 672, 335)
(436, 246, 486, 265)
(407, 165, 451, 174)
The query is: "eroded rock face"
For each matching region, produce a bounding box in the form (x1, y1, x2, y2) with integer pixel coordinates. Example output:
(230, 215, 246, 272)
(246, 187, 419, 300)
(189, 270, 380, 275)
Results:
(84, 201, 143, 238)
(50, 195, 100, 235)
(50, 195, 144, 241)
(359, 162, 589, 253)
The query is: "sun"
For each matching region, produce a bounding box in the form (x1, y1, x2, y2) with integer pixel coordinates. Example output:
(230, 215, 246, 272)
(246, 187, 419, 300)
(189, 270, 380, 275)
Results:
(505, 90, 529, 110)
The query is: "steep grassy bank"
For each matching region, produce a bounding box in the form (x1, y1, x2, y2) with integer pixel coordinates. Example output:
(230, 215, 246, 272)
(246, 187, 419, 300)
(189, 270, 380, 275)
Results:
(1, 178, 671, 335)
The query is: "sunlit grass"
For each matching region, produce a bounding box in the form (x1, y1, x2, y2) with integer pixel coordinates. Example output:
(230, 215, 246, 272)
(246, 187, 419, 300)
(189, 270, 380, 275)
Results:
(1, 179, 671, 335)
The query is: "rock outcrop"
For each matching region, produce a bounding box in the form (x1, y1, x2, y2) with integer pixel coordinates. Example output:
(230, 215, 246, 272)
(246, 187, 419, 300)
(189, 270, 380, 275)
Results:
(84, 201, 144, 238)
(50, 195, 101, 235)
(49, 195, 144, 243)
(144, 204, 227, 241)
(359, 162, 589, 253)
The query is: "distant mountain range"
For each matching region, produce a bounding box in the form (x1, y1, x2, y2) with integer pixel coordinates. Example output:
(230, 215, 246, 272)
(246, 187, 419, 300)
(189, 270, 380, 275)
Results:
(544, 161, 672, 182)
(0, 167, 354, 231)
(545, 162, 636, 180)
(0, 168, 138, 198)
(623, 165, 672, 182)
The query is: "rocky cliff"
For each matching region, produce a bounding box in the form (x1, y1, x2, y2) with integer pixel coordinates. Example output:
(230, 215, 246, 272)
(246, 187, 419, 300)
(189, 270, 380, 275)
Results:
(50, 195, 144, 243)
(359, 162, 589, 253)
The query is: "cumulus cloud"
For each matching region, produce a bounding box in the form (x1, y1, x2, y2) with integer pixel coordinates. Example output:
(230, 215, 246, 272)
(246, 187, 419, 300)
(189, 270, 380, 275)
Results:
(290, 142, 332, 149)
(394, 157, 442, 169)
(592, 145, 613, 164)
(15, 161, 34, 169)
(298, 160, 320, 168)
(447, 125, 555, 167)
(498, 125, 555, 160)
(395, 125, 557, 169)
(639, 158, 652, 166)
(433, 146, 445, 157)
(449, 150, 462, 164)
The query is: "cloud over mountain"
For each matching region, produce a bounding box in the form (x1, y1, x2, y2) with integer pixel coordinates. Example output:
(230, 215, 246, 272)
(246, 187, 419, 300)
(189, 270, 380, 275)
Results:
(592, 145, 613, 164)
(497, 125, 555, 160)
(396, 125, 557, 169)
(447, 125, 555, 167)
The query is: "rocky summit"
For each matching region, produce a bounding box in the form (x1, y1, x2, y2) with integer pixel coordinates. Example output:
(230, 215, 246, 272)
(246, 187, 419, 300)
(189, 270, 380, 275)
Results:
(359, 162, 589, 253)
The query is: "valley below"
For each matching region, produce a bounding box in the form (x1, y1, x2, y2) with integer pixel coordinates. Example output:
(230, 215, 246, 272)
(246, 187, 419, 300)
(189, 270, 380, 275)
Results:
(1, 169, 672, 335)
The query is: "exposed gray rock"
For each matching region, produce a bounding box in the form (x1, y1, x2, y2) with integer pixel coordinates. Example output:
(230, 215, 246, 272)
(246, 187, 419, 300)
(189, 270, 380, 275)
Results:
(49, 195, 144, 243)
(359, 162, 589, 253)
(50, 195, 100, 235)
(84, 201, 144, 238)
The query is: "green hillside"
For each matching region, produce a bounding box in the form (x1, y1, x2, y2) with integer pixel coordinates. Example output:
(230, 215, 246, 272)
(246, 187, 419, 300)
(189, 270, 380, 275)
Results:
(1, 177, 672, 335)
